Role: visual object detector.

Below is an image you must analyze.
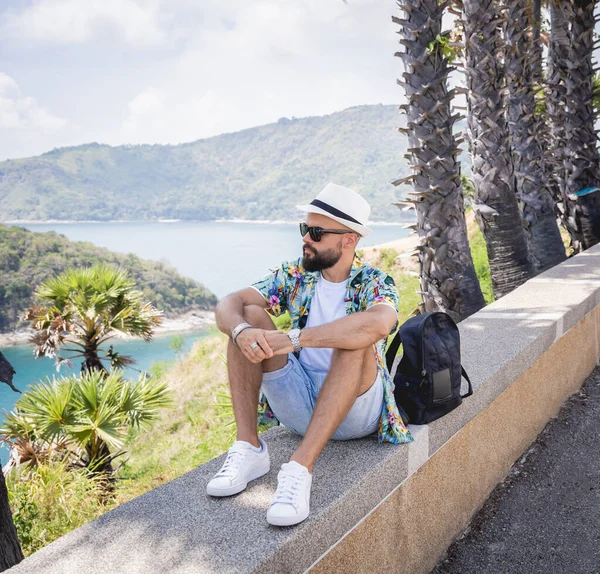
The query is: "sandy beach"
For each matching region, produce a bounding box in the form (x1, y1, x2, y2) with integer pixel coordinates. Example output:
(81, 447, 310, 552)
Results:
(360, 234, 419, 271)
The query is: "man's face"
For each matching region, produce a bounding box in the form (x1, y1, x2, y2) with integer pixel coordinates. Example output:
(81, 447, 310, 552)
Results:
(301, 213, 352, 272)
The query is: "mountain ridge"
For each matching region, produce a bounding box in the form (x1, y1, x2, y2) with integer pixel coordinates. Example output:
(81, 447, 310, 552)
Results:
(0, 104, 418, 222)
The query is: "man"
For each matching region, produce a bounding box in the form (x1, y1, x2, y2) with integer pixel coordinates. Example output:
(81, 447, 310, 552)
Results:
(208, 183, 413, 527)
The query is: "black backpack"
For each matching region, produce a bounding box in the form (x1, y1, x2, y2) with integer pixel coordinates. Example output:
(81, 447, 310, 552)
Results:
(385, 312, 473, 425)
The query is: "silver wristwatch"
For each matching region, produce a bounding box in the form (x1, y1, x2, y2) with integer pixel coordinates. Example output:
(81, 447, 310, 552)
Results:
(288, 328, 302, 354)
(231, 322, 252, 345)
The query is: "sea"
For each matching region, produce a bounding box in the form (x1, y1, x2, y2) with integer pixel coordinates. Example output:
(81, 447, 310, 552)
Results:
(0, 220, 413, 429)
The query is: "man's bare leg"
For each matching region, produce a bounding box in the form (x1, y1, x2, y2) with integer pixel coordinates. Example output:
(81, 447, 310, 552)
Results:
(227, 305, 287, 448)
(290, 346, 377, 471)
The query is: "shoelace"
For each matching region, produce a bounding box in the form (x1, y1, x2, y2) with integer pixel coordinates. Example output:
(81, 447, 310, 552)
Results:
(215, 448, 247, 478)
(272, 469, 304, 509)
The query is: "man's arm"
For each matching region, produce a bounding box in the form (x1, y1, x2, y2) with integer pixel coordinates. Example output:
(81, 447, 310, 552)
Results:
(215, 287, 268, 336)
(302, 304, 397, 349)
(216, 288, 277, 363)
(264, 304, 398, 355)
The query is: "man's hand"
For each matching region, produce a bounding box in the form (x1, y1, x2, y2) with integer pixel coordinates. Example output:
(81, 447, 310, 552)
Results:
(235, 328, 275, 364)
(264, 331, 294, 356)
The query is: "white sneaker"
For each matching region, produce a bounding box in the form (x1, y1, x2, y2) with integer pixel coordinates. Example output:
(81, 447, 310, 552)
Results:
(206, 438, 270, 497)
(266, 461, 312, 526)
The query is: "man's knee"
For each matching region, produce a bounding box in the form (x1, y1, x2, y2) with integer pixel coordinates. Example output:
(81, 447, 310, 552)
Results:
(330, 347, 377, 385)
(243, 305, 277, 330)
(331, 347, 372, 364)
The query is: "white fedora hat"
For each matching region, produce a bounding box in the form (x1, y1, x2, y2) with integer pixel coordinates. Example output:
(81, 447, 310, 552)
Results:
(297, 183, 372, 237)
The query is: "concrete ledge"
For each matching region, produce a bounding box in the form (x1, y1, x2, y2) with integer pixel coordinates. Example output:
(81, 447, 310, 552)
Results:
(9, 244, 600, 574)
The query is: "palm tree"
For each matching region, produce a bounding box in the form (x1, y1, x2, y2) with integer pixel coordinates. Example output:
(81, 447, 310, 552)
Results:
(561, 0, 600, 250)
(545, 0, 600, 252)
(0, 352, 24, 572)
(462, 0, 533, 298)
(0, 469, 23, 571)
(1, 370, 172, 475)
(393, 0, 485, 321)
(503, 0, 566, 273)
(22, 264, 163, 373)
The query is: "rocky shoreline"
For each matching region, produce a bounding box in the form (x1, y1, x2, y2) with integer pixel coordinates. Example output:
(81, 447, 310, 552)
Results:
(0, 310, 217, 349)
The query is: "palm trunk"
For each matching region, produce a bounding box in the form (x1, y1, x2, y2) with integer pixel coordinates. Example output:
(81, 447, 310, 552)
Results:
(82, 346, 108, 375)
(462, 0, 533, 298)
(562, 0, 600, 250)
(531, 0, 542, 80)
(393, 0, 485, 322)
(0, 465, 24, 571)
(503, 0, 566, 273)
(86, 439, 114, 477)
(0, 353, 24, 571)
(547, 3, 572, 235)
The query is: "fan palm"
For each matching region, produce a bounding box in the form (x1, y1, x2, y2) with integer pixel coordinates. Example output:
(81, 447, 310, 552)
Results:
(462, 0, 533, 298)
(503, 0, 566, 273)
(22, 264, 163, 373)
(1, 370, 172, 475)
(545, 0, 600, 252)
(561, 0, 600, 250)
(393, 0, 485, 321)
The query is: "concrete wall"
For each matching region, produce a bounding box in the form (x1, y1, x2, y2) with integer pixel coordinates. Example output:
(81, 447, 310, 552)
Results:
(9, 245, 600, 574)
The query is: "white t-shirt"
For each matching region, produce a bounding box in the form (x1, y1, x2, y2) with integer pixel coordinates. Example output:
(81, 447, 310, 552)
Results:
(299, 274, 348, 372)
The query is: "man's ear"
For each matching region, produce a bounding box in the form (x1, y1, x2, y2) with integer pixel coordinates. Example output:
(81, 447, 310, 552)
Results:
(343, 233, 359, 250)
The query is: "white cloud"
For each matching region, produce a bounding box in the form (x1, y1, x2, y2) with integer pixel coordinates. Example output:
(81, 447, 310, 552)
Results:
(0, 0, 409, 156)
(118, 0, 404, 145)
(0, 73, 67, 131)
(2, 0, 167, 48)
(0, 73, 74, 159)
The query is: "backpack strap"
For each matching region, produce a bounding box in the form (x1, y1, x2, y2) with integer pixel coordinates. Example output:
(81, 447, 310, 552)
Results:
(385, 330, 402, 373)
(461, 367, 473, 398)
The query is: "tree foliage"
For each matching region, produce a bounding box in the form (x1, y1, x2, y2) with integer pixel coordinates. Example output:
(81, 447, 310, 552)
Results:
(1, 370, 172, 474)
(0, 224, 217, 332)
(23, 264, 163, 372)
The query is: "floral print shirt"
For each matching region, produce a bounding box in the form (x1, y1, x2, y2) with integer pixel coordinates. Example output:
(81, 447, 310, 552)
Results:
(251, 254, 413, 445)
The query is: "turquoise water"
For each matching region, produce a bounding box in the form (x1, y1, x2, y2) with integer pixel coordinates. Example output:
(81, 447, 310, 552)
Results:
(0, 220, 412, 440)
(1, 328, 210, 402)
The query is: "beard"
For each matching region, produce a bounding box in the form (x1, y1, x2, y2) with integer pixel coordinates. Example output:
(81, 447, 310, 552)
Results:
(302, 242, 343, 272)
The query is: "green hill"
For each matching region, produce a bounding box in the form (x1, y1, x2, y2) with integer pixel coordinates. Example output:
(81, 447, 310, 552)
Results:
(0, 104, 414, 223)
(0, 224, 217, 332)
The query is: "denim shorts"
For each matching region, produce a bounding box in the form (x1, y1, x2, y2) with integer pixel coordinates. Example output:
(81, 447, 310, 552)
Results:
(261, 354, 384, 440)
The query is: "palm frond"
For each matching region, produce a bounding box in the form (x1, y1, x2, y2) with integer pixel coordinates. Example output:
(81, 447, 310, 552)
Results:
(118, 373, 173, 429)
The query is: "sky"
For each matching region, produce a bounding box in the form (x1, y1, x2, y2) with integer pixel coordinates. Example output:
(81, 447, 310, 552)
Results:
(0, 0, 407, 160)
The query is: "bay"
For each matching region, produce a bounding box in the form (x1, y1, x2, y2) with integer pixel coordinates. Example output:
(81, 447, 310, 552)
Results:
(0, 220, 412, 438)
(14, 220, 413, 297)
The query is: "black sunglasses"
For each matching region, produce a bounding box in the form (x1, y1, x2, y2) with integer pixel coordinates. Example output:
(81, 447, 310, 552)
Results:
(299, 222, 354, 242)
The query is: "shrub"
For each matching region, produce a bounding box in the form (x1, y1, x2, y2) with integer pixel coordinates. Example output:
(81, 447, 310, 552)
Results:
(6, 461, 110, 556)
(1, 370, 173, 474)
